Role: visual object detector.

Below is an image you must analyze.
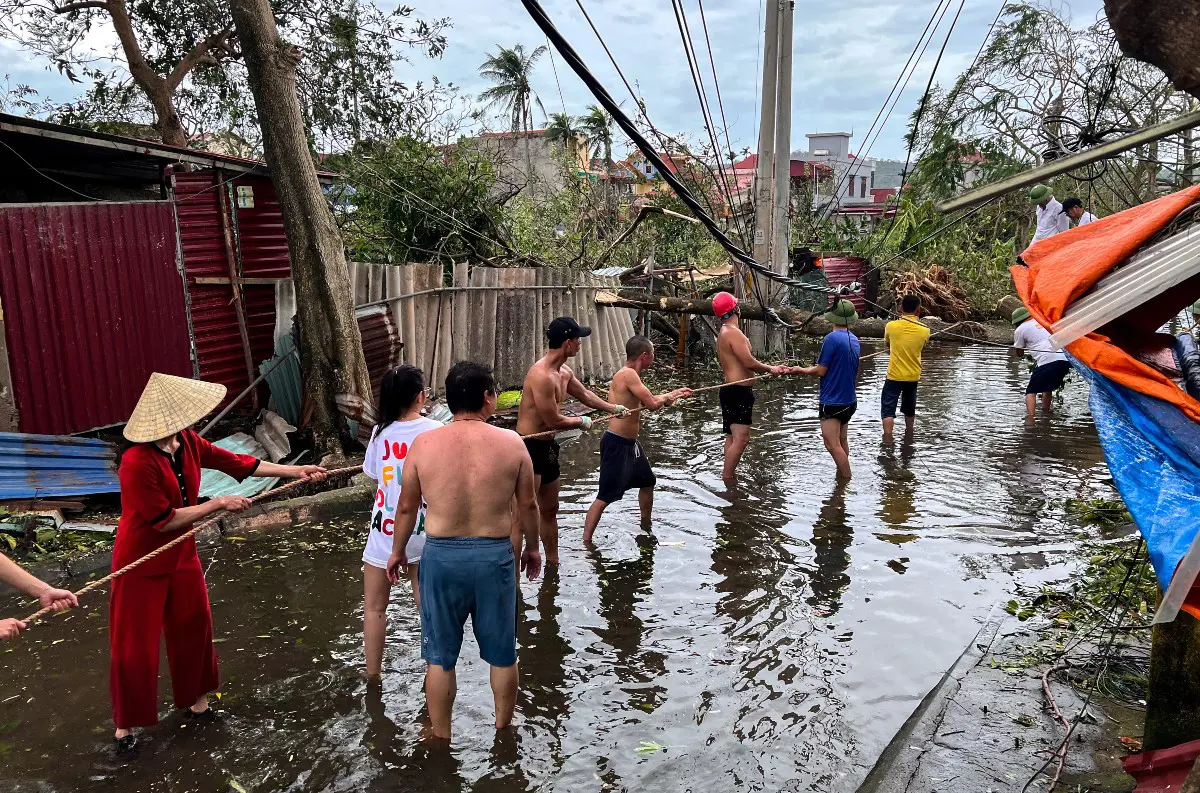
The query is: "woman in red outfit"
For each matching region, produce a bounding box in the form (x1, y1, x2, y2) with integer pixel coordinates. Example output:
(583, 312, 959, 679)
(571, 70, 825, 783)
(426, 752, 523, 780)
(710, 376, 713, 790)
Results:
(112, 373, 327, 756)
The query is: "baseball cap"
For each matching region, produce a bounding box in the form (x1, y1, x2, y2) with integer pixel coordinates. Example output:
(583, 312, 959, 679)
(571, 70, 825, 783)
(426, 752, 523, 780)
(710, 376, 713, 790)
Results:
(547, 316, 592, 347)
(712, 292, 738, 318)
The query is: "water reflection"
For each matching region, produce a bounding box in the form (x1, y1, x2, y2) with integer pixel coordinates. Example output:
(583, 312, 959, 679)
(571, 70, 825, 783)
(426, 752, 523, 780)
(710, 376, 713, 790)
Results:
(0, 345, 1110, 793)
(808, 481, 852, 616)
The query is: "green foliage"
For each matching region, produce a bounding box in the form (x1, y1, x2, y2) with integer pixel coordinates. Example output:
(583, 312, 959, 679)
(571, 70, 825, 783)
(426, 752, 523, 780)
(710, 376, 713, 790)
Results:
(580, 104, 614, 164)
(545, 112, 580, 145)
(478, 44, 547, 132)
(328, 136, 508, 264)
(1, 0, 452, 150)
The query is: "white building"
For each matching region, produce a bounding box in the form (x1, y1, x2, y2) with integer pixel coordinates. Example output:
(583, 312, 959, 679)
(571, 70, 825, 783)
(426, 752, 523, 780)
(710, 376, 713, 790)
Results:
(795, 132, 878, 210)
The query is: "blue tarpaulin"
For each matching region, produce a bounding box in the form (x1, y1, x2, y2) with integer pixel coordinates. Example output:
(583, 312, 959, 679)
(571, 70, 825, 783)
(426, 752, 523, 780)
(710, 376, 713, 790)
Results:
(1077, 362, 1200, 621)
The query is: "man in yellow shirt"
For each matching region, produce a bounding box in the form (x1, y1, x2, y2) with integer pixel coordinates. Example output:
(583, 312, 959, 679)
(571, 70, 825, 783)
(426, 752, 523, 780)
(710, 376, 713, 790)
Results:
(881, 294, 931, 439)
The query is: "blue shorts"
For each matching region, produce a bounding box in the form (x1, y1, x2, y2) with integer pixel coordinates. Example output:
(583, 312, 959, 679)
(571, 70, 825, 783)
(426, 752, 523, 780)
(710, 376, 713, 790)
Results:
(881, 379, 918, 418)
(419, 536, 518, 670)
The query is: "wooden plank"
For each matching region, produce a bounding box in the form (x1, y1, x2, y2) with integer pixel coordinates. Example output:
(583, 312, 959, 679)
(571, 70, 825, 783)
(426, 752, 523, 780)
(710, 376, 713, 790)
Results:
(452, 262, 469, 367)
(194, 276, 286, 286)
(480, 268, 498, 374)
(402, 265, 418, 367)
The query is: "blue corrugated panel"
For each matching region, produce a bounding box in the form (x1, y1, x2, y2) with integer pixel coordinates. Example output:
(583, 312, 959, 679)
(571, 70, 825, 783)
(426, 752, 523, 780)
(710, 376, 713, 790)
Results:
(198, 434, 280, 499)
(0, 432, 119, 500)
(261, 333, 302, 426)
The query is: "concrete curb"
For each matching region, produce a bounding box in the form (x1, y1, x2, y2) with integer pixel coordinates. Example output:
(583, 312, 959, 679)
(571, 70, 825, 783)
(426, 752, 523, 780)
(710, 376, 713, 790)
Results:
(855, 604, 1007, 793)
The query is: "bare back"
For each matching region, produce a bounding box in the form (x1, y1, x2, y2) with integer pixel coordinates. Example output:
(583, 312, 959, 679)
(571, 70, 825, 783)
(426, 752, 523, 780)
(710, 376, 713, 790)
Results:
(717, 324, 755, 383)
(515, 356, 572, 436)
(409, 422, 530, 539)
(606, 367, 644, 439)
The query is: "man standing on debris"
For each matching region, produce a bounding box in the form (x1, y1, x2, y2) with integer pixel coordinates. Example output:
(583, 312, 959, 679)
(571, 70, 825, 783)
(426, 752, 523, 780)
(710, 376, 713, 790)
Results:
(1061, 197, 1099, 226)
(582, 336, 691, 545)
(714, 292, 792, 482)
(796, 299, 862, 479)
(881, 294, 931, 440)
(516, 317, 627, 564)
(1012, 307, 1070, 418)
(0, 555, 77, 640)
(386, 361, 541, 741)
(1027, 184, 1069, 250)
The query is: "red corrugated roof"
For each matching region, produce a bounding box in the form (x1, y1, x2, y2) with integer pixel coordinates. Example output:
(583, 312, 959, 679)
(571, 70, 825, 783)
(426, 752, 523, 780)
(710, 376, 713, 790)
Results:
(732, 154, 831, 178)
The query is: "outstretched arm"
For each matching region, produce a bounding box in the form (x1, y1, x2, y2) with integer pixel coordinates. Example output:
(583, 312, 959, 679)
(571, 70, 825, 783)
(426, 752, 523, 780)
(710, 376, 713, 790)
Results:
(732, 332, 788, 376)
(532, 372, 590, 430)
(566, 371, 622, 414)
(627, 375, 691, 412)
(0, 555, 78, 639)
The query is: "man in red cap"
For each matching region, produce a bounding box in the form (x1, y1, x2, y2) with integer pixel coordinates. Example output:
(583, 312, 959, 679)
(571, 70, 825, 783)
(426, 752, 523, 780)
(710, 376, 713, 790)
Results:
(713, 292, 792, 481)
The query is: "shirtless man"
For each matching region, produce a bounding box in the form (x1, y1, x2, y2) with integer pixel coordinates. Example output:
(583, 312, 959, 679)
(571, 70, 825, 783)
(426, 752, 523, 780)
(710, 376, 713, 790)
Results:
(582, 336, 691, 545)
(713, 292, 791, 481)
(515, 316, 626, 564)
(386, 361, 541, 741)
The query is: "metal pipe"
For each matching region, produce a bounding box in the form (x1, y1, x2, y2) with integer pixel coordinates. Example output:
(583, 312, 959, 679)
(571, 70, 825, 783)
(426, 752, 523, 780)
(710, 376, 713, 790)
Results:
(198, 347, 298, 437)
(936, 109, 1200, 213)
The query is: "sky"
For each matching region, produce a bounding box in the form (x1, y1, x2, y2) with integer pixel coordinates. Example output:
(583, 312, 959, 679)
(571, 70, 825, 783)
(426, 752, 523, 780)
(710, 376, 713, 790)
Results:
(3, 0, 1108, 161)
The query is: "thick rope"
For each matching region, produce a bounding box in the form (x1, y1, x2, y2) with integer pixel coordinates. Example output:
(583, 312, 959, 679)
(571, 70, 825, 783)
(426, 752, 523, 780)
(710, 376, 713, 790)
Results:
(19, 465, 362, 625)
(15, 322, 990, 626)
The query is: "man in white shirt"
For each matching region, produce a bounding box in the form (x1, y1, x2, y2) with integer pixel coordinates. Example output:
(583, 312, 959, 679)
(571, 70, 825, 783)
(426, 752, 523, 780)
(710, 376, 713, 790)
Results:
(1012, 306, 1070, 418)
(1061, 197, 1099, 226)
(1026, 184, 1069, 250)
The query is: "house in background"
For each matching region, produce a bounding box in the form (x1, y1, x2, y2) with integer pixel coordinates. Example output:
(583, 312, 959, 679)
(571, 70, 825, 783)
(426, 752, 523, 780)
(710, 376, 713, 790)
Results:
(794, 131, 880, 210)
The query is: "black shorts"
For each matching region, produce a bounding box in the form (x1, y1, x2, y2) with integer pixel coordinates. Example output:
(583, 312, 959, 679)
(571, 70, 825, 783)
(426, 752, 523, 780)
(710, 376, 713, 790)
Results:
(596, 431, 656, 503)
(880, 379, 918, 418)
(523, 438, 560, 485)
(1027, 360, 1070, 394)
(719, 385, 755, 434)
(819, 402, 857, 424)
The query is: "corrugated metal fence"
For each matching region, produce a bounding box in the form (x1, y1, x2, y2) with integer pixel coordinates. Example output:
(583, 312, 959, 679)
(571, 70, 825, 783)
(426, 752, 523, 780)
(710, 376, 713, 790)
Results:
(278, 263, 636, 396)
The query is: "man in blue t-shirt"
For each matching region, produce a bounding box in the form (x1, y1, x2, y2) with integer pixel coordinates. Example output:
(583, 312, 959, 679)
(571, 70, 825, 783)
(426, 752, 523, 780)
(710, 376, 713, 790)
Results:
(797, 299, 861, 479)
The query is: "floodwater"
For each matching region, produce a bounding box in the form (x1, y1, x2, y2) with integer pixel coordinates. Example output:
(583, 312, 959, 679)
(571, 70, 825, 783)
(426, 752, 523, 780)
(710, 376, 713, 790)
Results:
(0, 342, 1116, 793)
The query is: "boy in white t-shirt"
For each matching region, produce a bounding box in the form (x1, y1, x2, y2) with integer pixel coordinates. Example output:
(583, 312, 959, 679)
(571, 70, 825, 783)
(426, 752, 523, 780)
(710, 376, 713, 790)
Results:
(362, 365, 442, 680)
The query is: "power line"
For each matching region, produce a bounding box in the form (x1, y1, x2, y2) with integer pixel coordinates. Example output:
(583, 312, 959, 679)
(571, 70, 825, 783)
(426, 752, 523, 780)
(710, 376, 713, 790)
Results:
(0, 138, 101, 201)
(826, 0, 953, 204)
(546, 37, 568, 116)
(523, 0, 849, 307)
(866, 0, 967, 259)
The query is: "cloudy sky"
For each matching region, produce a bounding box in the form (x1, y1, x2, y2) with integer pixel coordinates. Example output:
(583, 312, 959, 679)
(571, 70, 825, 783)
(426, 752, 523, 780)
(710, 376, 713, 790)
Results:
(5, 0, 1107, 160)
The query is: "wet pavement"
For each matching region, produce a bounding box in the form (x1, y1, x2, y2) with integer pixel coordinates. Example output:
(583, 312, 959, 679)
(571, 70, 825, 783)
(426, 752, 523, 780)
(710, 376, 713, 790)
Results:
(0, 342, 1117, 792)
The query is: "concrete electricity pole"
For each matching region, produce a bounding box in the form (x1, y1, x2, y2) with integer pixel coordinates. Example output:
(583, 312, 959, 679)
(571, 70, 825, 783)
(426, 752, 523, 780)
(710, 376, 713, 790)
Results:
(751, 0, 795, 351)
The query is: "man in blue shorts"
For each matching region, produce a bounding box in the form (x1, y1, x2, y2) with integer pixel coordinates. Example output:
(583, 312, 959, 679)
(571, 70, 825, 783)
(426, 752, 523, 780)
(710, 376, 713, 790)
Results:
(797, 299, 861, 479)
(1011, 307, 1069, 418)
(387, 362, 542, 741)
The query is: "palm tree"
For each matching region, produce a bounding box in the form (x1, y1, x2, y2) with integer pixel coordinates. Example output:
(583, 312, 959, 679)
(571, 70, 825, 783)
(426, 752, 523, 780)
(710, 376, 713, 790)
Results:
(545, 112, 580, 146)
(478, 44, 548, 132)
(581, 104, 615, 167)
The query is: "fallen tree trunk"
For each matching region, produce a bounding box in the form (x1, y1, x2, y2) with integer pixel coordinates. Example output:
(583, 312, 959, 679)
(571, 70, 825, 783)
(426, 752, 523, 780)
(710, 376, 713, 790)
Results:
(599, 292, 994, 342)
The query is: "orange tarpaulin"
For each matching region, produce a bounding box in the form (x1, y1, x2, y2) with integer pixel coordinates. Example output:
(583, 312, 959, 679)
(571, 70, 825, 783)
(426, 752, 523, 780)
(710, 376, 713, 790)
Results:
(1012, 183, 1200, 424)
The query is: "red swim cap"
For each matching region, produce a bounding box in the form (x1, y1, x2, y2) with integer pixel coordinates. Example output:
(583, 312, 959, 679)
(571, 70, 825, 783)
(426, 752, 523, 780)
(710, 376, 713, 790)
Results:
(712, 292, 738, 317)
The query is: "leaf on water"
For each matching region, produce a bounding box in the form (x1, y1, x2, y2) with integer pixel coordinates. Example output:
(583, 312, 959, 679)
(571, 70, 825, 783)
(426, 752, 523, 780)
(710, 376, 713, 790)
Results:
(635, 741, 666, 754)
(225, 536, 248, 542)
(256, 635, 272, 639)
(658, 541, 686, 547)
(50, 639, 64, 646)
(212, 638, 229, 643)
(229, 779, 249, 793)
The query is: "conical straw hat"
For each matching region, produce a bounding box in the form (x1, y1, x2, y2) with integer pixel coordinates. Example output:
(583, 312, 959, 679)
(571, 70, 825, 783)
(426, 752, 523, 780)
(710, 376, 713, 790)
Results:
(123, 373, 227, 442)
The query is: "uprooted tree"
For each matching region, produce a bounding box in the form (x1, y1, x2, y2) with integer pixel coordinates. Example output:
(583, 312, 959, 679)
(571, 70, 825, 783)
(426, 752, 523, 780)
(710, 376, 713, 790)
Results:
(230, 0, 372, 457)
(0, 0, 451, 149)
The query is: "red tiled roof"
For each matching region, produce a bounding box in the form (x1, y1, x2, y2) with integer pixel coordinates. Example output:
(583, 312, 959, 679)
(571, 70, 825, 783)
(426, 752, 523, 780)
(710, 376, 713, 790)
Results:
(732, 154, 832, 178)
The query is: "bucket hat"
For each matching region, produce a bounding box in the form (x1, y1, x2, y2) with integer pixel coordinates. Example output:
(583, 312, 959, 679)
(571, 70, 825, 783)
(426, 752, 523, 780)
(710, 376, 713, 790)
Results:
(1011, 306, 1031, 327)
(123, 373, 226, 442)
(825, 299, 858, 326)
(1028, 184, 1052, 203)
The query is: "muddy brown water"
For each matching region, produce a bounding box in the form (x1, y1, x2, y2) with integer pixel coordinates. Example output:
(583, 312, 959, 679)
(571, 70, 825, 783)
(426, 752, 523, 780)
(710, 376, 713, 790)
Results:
(0, 343, 1115, 792)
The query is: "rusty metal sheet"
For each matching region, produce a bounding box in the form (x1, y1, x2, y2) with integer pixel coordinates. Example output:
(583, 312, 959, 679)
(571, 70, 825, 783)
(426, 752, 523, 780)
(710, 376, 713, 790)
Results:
(820, 255, 868, 312)
(0, 201, 192, 434)
(0, 432, 119, 500)
(357, 305, 402, 403)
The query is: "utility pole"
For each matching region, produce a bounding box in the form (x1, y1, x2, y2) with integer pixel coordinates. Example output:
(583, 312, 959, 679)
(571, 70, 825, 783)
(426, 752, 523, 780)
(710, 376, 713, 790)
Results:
(769, 0, 794, 350)
(751, 0, 794, 351)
